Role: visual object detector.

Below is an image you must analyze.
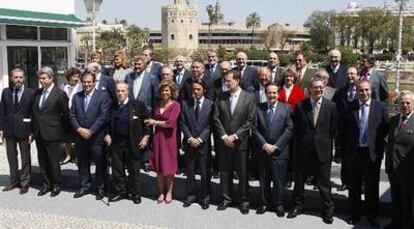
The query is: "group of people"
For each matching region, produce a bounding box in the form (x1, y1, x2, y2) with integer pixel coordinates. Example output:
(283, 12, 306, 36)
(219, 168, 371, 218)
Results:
(1, 46, 413, 229)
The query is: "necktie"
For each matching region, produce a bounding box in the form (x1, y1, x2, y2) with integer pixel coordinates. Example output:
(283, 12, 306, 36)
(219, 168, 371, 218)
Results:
(398, 116, 408, 133)
(195, 100, 200, 121)
(313, 101, 320, 127)
(347, 87, 355, 102)
(40, 90, 48, 109)
(359, 103, 368, 145)
(267, 105, 274, 124)
(84, 94, 90, 113)
(14, 88, 20, 109)
(230, 94, 237, 115)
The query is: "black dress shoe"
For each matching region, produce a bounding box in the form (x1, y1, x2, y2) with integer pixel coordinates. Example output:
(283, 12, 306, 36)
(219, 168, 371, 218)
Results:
(73, 190, 90, 198)
(287, 207, 302, 219)
(322, 215, 334, 224)
(367, 217, 380, 228)
(2, 183, 20, 192)
(183, 199, 195, 207)
(346, 216, 360, 225)
(337, 184, 348, 191)
(132, 196, 141, 204)
(275, 207, 285, 217)
(50, 186, 61, 197)
(200, 201, 209, 210)
(19, 185, 30, 195)
(239, 204, 249, 215)
(109, 194, 126, 202)
(256, 205, 268, 215)
(217, 200, 231, 211)
(37, 186, 51, 196)
(96, 190, 105, 200)
(383, 222, 401, 229)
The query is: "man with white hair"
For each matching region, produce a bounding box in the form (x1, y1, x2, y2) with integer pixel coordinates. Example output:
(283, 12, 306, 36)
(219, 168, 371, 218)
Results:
(234, 51, 257, 91)
(173, 55, 190, 89)
(87, 62, 116, 102)
(326, 49, 348, 89)
(385, 90, 414, 229)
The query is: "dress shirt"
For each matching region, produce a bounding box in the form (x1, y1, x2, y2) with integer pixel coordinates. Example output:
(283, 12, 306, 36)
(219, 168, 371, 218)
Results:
(221, 78, 229, 92)
(39, 83, 54, 108)
(189, 96, 204, 144)
(270, 66, 277, 82)
(133, 71, 145, 99)
(331, 64, 340, 74)
(84, 88, 95, 113)
(283, 85, 293, 102)
(310, 96, 322, 126)
(347, 85, 357, 102)
(94, 73, 101, 90)
(208, 63, 217, 73)
(13, 85, 24, 104)
(259, 85, 267, 103)
(358, 99, 371, 146)
(298, 66, 307, 82)
(230, 88, 242, 115)
(118, 97, 129, 107)
(146, 61, 153, 74)
(175, 68, 185, 85)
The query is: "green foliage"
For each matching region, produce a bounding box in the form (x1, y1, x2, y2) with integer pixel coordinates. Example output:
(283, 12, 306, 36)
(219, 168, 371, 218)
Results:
(337, 46, 359, 66)
(278, 54, 295, 67)
(96, 29, 126, 62)
(126, 25, 149, 59)
(217, 46, 234, 61)
(246, 12, 261, 46)
(190, 49, 207, 62)
(304, 10, 336, 51)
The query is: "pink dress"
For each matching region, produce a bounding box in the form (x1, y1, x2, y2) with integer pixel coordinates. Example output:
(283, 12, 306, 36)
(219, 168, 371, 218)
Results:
(149, 101, 181, 176)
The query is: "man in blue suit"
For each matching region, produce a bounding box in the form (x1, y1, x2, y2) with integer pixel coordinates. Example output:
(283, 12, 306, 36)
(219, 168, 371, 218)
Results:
(359, 55, 388, 103)
(125, 55, 159, 171)
(142, 47, 163, 79)
(70, 71, 111, 200)
(205, 50, 221, 82)
(180, 79, 214, 210)
(254, 82, 293, 216)
(87, 62, 116, 102)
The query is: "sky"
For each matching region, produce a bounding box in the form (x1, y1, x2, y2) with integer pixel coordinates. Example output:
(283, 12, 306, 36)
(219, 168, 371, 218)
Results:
(74, 0, 391, 29)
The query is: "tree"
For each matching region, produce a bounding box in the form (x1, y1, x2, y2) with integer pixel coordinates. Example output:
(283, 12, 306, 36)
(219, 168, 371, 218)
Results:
(96, 29, 126, 61)
(125, 25, 149, 59)
(206, 4, 218, 48)
(304, 10, 336, 51)
(246, 12, 261, 47)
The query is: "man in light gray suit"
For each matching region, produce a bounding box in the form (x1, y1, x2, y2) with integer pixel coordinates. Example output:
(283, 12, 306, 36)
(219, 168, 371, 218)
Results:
(316, 68, 336, 101)
(359, 55, 388, 102)
(254, 82, 293, 216)
(214, 70, 256, 215)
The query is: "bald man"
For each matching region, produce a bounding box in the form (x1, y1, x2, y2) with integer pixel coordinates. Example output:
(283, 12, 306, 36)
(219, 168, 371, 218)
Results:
(234, 52, 257, 92)
(267, 52, 283, 84)
(326, 49, 348, 89)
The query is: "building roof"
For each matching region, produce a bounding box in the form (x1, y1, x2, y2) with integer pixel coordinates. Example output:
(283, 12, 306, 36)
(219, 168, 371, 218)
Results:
(0, 8, 84, 28)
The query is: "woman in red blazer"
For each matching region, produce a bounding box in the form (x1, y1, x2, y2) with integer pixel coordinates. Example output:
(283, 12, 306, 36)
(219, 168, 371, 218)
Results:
(278, 67, 305, 112)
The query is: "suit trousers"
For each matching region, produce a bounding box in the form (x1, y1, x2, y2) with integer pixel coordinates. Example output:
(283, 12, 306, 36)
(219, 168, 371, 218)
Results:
(5, 137, 31, 186)
(219, 148, 249, 204)
(76, 142, 106, 192)
(185, 149, 211, 202)
(35, 138, 62, 188)
(111, 140, 141, 197)
(388, 166, 413, 228)
(258, 154, 287, 208)
(348, 147, 381, 219)
(293, 147, 334, 215)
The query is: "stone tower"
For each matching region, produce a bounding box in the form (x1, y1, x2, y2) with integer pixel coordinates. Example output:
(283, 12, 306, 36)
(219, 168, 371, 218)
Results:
(161, 0, 198, 50)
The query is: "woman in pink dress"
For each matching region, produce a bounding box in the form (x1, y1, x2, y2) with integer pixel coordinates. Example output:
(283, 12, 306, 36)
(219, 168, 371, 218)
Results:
(145, 80, 180, 204)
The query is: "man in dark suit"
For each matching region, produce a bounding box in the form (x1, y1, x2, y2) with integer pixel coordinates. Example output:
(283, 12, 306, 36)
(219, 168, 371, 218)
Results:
(173, 55, 190, 89)
(105, 82, 150, 204)
(338, 80, 388, 227)
(385, 90, 414, 229)
(254, 82, 293, 216)
(142, 46, 162, 78)
(326, 49, 348, 89)
(180, 60, 215, 102)
(33, 67, 70, 197)
(213, 70, 256, 214)
(87, 62, 116, 102)
(267, 52, 283, 84)
(205, 50, 221, 82)
(332, 66, 360, 191)
(181, 79, 214, 209)
(234, 52, 257, 91)
(359, 55, 388, 102)
(287, 78, 338, 224)
(70, 72, 111, 200)
(0, 68, 34, 194)
(213, 61, 232, 100)
(295, 53, 316, 89)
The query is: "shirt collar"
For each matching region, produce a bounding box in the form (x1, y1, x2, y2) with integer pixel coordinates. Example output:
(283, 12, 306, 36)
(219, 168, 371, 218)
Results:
(195, 96, 204, 105)
(359, 99, 371, 106)
(268, 101, 277, 109)
(119, 97, 129, 106)
(231, 88, 242, 97)
(14, 85, 24, 91)
(402, 111, 413, 120)
(44, 83, 54, 93)
(85, 88, 95, 97)
(310, 96, 322, 106)
(331, 64, 340, 72)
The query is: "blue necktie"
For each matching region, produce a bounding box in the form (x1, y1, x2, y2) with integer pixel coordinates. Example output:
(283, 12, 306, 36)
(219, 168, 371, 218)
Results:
(267, 105, 274, 124)
(359, 103, 368, 145)
(84, 95, 90, 113)
(40, 90, 48, 109)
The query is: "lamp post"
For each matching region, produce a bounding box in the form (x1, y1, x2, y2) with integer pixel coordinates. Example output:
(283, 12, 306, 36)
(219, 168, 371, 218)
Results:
(395, 0, 408, 94)
(84, 0, 103, 51)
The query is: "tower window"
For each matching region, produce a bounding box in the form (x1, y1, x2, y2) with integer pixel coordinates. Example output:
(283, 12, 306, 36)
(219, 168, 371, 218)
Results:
(171, 34, 175, 40)
(172, 19, 174, 23)
(189, 34, 193, 40)
(181, 19, 184, 23)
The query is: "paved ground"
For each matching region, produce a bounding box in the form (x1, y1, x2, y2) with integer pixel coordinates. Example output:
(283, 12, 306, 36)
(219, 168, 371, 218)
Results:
(0, 143, 392, 229)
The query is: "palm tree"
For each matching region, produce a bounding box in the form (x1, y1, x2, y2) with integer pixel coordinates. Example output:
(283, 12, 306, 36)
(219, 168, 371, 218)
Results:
(246, 12, 261, 47)
(206, 4, 218, 48)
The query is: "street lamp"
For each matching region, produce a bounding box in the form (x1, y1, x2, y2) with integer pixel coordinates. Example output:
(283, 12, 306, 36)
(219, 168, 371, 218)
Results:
(84, 0, 103, 51)
(395, 0, 408, 94)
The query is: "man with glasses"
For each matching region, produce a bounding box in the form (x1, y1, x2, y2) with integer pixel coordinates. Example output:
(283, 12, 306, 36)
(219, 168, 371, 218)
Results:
(294, 53, 316, 89)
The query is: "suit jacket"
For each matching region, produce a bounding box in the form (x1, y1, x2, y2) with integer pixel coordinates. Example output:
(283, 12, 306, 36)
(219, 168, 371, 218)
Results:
(125, 71, 159, 114)
(179, 76, 215, 102)
(338, 99, 388, 163)
(386, 114, 414, 174)
(278, 84, 305, 112)
(33, 85, 70, 141)
(109, 100, 151, 159)
(213, 89, 256, 151)
(368, 70, 388, 102)
(70, 90, 111, 145)
(234, 65, 257, 91)
(204, 63, 221, 82)
(296, 67, 316, 89)
(148, 61, 163, 78)
(96, 73, 116, 102)
(180, 98, 214, 155)
(0, 87, 35, 139)
(326, 64, 348, 89)
(173, 68, 191, 89)
(268, 66, 283, 85)
(293, 97, 338, 164)
(332, 85, 356, 115)
(254, 102, 293, 160)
